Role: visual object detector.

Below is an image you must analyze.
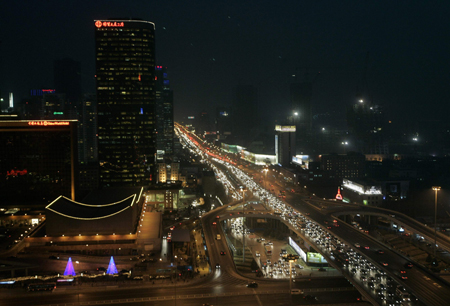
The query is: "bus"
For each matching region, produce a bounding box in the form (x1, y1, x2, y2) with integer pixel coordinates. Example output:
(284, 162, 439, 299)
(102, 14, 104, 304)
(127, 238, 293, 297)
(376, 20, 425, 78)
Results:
(27, 283, 56, 292)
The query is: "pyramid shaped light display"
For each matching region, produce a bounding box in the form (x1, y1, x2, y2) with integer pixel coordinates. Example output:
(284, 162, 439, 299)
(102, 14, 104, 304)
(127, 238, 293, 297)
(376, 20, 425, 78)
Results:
(64, 257, 76, 276)
(106, 256, 118, 275)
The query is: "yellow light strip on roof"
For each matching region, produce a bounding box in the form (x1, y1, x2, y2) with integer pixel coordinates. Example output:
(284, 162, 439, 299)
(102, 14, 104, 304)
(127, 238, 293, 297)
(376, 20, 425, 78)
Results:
(47, 194, 136, 208)
(46, 204, 133, 220)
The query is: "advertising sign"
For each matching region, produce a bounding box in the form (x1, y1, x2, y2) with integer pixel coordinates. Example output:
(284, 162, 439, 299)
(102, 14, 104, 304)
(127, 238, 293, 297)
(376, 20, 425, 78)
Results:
(307, 252, 327, 264)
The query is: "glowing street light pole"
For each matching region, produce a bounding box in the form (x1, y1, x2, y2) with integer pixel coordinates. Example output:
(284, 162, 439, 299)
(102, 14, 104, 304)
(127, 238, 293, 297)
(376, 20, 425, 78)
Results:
(289, 259, 294, 292)
(240, 186, 246, 264)
(432, 186, 441, 259)
(341, 141, 348, 154)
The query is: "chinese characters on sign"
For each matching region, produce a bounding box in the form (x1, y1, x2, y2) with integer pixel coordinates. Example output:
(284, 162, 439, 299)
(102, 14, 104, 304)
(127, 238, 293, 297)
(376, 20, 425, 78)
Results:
(95, 21, 125, 28)
(28, 121, 70, 126)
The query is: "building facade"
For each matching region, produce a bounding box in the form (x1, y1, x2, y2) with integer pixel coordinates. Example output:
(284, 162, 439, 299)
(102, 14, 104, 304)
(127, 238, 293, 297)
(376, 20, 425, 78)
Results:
(95, 19, 156, 187)
(155, 66, 174, 160)
(275, 125, 296, 167)
(0, 119, 77, 204)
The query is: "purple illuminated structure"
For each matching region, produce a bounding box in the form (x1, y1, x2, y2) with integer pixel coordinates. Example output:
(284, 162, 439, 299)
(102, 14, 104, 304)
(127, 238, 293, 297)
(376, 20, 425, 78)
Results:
(63, 257, 76, 276)
(106, 256, 118, 275)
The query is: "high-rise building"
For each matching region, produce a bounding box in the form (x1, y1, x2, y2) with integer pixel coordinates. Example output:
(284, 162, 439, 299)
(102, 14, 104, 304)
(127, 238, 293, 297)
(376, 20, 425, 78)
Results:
(290, 82, 312, 131)
(275, 124, 296, 166)
(155, 66, 174, 160)
(0, 118, 78, 205)
(347, 98, 389, 155)
(95, 19, 156, 187)
(78, 94, 98, 164)
(215, 107, 232, 139)
(290, 81, 313, 154)
(232, 85, 258, 144)
(54, 58, 82, 109)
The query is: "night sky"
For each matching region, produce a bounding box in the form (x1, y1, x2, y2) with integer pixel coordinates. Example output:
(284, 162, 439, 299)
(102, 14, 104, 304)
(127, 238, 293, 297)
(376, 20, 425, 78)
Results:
(1, 1, 450, 124)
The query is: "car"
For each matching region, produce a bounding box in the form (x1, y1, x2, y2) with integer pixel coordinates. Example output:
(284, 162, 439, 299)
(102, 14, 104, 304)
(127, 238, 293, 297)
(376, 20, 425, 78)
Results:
(48, 255, 58, 260)
(97, 267, 106, 271)
(404, 262, 413, 268)
(133, 276, 144, 280)
(216, 263, 220, 269)
(303, 295, 318, 301)
(212, 222, 217, 225)
(381, 261, 389, 266)
(354, 243, 361, 248)
(368, 282, 375, 289)
(247, 281, 258, 288)
(364, 245, 370, 250)
(255, 251, 260, 257)
(220, 251, 226, 255)
(376, 249, 384, 255)
(400, 270, 406, 274)
(216, 215, 220, 219)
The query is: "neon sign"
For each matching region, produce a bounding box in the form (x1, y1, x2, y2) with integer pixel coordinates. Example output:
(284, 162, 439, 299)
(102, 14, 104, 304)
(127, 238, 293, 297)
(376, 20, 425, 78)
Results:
(7, 169, 27, 176)
(95, 21, 125, 28)
(28, 121, 70, 126)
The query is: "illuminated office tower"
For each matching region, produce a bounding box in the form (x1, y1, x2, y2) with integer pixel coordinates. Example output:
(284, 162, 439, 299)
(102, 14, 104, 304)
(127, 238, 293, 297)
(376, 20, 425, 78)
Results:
(155, 65, 174, 160)
(95, 19, 156, 186)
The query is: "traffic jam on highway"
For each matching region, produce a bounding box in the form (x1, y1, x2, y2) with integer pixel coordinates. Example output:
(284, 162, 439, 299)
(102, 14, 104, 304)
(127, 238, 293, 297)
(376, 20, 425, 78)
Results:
(177, 125, 419, 305)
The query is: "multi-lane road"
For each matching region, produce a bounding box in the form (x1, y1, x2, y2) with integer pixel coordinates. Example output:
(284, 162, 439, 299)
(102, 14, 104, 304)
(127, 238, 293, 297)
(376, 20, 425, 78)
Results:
(177, 125, 450, 305)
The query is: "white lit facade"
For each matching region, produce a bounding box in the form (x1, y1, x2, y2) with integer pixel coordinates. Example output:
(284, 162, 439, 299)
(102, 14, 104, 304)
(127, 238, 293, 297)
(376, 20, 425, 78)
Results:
(342, 179, 383, 206)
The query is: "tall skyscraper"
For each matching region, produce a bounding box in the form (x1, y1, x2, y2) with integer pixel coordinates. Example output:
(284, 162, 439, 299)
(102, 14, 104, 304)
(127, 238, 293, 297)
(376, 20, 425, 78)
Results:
(95, 19, 156, 187)
(215, 106, 232, 139)
(290, 82, 312, 131)
(347, 98, 389, 155)
(54, 58, 82, 109)
(232, 85, 258, 144)
(155, 66, 174, 160)
(275, 124, 296, 167)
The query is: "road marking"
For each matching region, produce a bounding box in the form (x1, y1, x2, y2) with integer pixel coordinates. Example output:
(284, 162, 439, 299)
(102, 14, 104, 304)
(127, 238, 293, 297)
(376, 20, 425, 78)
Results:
(253, 289, 263, 306)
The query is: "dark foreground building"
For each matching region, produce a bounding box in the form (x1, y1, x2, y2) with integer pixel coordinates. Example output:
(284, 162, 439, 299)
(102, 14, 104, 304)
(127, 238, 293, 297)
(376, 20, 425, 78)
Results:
(95, 19, 156, 187)
(0, 119, 77, 205)
(45, 187, 143, 236)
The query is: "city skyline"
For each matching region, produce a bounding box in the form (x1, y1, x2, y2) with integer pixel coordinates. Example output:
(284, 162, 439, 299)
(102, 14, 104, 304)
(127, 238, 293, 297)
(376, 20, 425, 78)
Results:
(1, 1, 450, 126)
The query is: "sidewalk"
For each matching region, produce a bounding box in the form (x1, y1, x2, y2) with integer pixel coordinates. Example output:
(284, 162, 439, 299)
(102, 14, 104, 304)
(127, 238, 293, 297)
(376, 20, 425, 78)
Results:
(192, 226, 210, 276)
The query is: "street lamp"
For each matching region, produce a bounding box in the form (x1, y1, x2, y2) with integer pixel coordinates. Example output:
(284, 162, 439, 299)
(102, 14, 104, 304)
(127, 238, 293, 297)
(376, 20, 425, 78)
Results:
(240, 186, 247, 263)
(432, 186, 441, 259)
(289, 259, 294, 293)
(341, 141, 348, 154)
(263, 168, 268, 190)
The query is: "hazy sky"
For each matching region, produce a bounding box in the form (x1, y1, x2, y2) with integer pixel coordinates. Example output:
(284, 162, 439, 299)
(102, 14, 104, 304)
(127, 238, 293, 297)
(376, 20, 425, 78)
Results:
(1, 1, 450, 123)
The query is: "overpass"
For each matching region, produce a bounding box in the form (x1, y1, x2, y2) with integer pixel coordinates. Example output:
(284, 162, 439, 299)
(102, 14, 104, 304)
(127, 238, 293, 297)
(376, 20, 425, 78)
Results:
(179, 123, 450, 306)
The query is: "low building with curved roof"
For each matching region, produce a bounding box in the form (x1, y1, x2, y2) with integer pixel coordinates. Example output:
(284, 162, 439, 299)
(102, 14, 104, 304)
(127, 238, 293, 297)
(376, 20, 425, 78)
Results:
(45, 187, 143, 236)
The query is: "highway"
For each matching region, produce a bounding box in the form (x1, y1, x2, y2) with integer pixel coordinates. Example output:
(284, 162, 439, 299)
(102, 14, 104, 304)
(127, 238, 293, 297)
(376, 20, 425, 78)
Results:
(175, 124, 450, 305)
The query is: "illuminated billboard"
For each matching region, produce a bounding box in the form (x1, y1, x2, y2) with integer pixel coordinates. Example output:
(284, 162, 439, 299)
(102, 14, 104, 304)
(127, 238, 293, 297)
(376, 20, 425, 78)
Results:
(307, 252, 328, 264)
(275, 125, 296, 132)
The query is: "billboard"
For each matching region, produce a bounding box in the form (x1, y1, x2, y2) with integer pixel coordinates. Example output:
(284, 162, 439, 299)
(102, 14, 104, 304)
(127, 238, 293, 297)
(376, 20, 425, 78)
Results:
(307, 252, 327, 264)
(275, 125, 296, 132)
